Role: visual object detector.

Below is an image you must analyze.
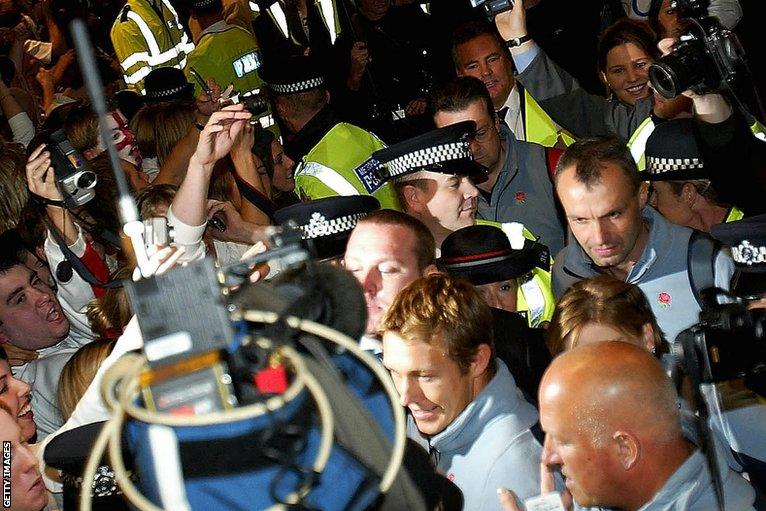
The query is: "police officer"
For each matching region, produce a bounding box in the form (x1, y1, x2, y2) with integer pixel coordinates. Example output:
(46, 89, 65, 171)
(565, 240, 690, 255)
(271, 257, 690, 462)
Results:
(260, 55, 400, 209)
(373, 121, 488, 246)
(273, 195, 380, 263)
(184, 0, 275, 130)
(45, 422, 132, 511)
(251, 0, 339, 68)
(641, 118, 744, 232)
(711, 214, 766, 304)
(110, 0, 195, 94)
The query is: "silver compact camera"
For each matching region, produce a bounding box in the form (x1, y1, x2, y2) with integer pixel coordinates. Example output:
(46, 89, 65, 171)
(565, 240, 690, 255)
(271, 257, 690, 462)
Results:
(49, 129, 97, 208)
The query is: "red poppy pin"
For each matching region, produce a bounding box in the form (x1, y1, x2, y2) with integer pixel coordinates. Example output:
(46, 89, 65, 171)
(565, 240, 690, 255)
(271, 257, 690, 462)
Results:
(447, 473, 455, 481)
(515, 191, 526, 204)
(658, 292, 672, 308)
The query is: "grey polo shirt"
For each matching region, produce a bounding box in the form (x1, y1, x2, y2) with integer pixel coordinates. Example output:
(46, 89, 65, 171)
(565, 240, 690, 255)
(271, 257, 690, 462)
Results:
(476, 125, 566, 255)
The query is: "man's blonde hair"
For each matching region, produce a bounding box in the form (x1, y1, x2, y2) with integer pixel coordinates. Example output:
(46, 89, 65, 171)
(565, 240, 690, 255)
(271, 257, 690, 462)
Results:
(381, 273, 496, 376)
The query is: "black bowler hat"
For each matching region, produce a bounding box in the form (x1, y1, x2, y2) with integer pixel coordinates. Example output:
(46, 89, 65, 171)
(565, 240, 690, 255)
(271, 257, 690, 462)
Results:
(44, 422, 133, 511)
(373, 121, 488, 183)
(142, 67, 194, 103)
(640, 118, 711, 182)
(273, 195, 380, 261)
(260, 55, 325, 95)
(437, 224, 550, 286)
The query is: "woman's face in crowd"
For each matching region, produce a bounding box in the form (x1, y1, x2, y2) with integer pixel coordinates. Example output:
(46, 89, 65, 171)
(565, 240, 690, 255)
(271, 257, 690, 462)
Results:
(476, 279, 518, 313)
(0, 412, 47, 511)
(0, 359, 36, 441)
(658, 0, 681, 39)
(270, 140, 295, 193)
(603, 43, 653, 106)
(253, 154, 271, 193)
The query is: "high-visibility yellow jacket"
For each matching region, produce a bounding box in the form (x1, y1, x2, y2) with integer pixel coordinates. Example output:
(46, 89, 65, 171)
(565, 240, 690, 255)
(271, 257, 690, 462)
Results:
(110, 0, 195, 94)
(475, 219, 556, 328)
(294, 122, 401, 210)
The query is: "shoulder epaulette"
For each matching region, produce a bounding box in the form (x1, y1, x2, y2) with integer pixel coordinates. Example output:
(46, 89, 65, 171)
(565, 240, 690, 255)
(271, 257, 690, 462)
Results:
(120, 4, 132, 22)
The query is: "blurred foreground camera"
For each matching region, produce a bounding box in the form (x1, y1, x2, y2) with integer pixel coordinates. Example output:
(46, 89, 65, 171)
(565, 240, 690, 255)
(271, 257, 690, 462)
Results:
(674, 302, 765, 394)
(469, 0, 514, 17)
(49, 129, 97, 208)
(649, 0, 750, 98)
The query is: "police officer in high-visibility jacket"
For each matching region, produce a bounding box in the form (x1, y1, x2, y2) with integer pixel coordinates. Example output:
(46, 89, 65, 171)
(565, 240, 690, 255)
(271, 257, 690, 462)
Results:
(374, 121, 555, 328)
(251, 0, 339, 68)
(111, 0, 195, 94)
(641, 118, 745, 232)
(438, 223, 555, 329)
(260, 55, 401, 210)
(184, 0, 275, 131)
(375, 121, 489, 247)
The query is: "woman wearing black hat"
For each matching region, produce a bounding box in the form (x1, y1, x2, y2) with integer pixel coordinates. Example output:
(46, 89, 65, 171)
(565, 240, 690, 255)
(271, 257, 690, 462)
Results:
(437, 223, 555, 329)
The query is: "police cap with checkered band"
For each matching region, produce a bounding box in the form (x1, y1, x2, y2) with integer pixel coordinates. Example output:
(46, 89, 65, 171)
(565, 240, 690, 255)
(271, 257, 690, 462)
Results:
(45, 421, 133, 511)
(640, 118, 712, 182)
(143, 67, 194, 103)
(712, 214, 766, 274)
(273, 195, 380, 261)
(372, 121, 488, 183)
(711, 214, 766, 298)
(260, 55, 325, 95)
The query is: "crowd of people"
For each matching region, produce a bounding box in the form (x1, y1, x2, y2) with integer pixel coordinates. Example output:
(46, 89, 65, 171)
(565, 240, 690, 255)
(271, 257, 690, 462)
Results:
(0, 0, 765, 509)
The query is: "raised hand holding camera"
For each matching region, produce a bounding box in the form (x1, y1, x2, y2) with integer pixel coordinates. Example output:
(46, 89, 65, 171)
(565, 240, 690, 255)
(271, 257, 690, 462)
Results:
(648, 0, 750, 99)
(26, 143, 63, 203)
(471, 0, 515, 18)
(493, 2, 533, 52)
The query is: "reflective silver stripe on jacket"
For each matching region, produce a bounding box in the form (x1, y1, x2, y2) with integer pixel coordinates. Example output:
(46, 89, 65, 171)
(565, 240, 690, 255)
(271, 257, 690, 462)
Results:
(296, 161, 359, 196)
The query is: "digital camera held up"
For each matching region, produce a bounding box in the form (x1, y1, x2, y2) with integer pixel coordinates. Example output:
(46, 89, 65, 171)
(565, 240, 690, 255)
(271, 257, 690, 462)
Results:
(648, 0, 750, 99)
(469, 0, 514, 18)
(48, 129, 97, 208)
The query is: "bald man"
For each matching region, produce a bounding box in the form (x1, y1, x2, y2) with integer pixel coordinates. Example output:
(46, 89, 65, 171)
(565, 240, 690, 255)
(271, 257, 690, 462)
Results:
(499, 342, 755, 510)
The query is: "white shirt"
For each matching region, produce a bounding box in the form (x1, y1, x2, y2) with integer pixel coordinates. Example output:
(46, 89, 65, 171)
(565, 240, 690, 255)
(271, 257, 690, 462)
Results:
(500, 85, 525, 142)
(14, 340, 80, 440)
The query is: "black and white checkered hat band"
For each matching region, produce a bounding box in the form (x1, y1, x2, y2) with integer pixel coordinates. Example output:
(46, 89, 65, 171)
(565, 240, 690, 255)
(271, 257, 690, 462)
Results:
(385, 142, 470, 177)
(299, 211, 366, 239)
(646, 156, 704, 174)
(146, 84, 188, 99)
(270, 77, 324, 94)
(732, 240, 766, 266)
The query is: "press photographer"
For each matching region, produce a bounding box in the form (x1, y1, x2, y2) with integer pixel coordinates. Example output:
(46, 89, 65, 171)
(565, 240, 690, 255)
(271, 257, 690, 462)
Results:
(672, 213, 766, 500)
(332, 0, 451, 140)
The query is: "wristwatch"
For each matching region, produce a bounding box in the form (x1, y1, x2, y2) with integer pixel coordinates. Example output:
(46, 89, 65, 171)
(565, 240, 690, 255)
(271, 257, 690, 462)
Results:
(505, 34, 532, 48)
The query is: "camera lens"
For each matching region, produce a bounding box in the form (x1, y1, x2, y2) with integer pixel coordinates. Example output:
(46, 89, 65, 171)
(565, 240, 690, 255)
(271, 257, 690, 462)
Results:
(649, 63, 680, 99)
(76, 171, 97, 189)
